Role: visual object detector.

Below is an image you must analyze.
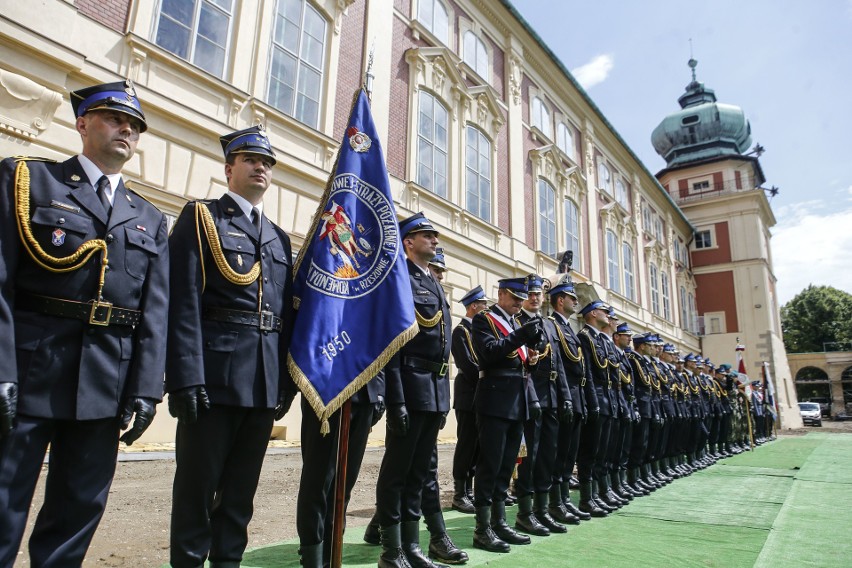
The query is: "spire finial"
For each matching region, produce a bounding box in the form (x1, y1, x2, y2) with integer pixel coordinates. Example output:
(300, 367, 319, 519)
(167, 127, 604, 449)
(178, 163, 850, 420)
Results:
(688, 39, 698, 82)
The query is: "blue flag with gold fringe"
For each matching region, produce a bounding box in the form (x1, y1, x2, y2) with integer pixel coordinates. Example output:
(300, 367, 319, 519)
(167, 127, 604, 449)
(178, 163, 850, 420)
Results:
(288, 89, 417, 433)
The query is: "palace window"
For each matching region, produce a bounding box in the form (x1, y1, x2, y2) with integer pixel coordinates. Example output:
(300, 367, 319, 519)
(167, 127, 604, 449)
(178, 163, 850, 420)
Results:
(606, 230, 620, 294)
(418, 0, 449, 45)
(649, 263, 660, 315)
(463, 31, 489, 81)
(154, 0, 233, 77)
(416, 92, 449, 198)
(556, 122, 573, 160)
(695, 229, 713, 249)
(597, 161, 611, 194)
(538, 179, 557, 256)
(465, 126, 491, 222)
(268, 0, 327, 128)
(565, 199, 580, 270)
(661, 271, 671, 320)
(622, 242, 635, 301)
(531, 96, 552, 139)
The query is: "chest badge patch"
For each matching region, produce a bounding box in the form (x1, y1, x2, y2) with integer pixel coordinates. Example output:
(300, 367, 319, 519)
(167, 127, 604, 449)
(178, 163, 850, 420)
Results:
(52, 228, 66, 246)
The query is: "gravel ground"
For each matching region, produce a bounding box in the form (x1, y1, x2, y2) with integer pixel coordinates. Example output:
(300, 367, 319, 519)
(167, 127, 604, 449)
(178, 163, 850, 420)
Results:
(15, 421, 851, 567)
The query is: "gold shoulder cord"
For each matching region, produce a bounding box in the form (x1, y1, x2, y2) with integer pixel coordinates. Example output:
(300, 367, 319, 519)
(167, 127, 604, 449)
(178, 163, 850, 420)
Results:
(461, 326, 479, 365)
(415, 309, 443, 328)
(628, 354, 651, 386)
(584, 331, 609, 370)
(195, 202, 261, 286)
(552, 321, 583, 363)
(14, 159, 109, 299)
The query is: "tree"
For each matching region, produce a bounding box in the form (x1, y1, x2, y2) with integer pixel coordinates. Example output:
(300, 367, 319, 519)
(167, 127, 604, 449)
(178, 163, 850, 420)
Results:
(781, 285, 852, 353)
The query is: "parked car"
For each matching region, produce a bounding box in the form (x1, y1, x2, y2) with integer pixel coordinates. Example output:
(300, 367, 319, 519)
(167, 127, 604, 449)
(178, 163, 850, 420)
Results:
(798, 402, 823, 427)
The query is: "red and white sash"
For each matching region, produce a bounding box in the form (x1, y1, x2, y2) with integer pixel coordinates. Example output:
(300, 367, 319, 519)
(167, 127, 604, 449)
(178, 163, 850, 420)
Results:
(486, 311, 527, 362)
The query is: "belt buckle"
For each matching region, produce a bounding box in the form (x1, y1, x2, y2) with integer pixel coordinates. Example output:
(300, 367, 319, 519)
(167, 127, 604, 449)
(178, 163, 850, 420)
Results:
(549, 370, 557, 382)
(89, 300, 113, 326)
(438, 362, 449, 377)
(258, 310, 276, 331)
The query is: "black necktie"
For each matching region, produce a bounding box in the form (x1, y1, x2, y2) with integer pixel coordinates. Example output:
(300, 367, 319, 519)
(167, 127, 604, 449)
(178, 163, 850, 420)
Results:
(96, 175, 112, 216)
(251, 208, 261, 232)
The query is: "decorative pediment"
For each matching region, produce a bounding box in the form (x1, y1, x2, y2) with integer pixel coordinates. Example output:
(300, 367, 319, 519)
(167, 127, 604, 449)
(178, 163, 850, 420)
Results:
(530, 144, 585, 204)
(460, 86, 505, 142)
(0, 70, 62, 139)
(405, 47, 466, 113)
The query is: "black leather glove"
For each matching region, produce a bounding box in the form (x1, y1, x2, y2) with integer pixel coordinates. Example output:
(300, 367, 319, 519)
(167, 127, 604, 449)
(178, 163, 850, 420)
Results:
(652, 413, 663, 429)
(0, 382, 18, 438)
(587, 407, 600, 423)
(529, 401, 542, 421)
(440, 412, 448, 430)
(119, 397, 157, 445)
(633, 410, 641, 424)
(371, 397, 386, 427)
(168, 386, 210, 424)
(559, 400, 574, 423)
(275, 391, 297, 420)
(386, 404, 409, 436)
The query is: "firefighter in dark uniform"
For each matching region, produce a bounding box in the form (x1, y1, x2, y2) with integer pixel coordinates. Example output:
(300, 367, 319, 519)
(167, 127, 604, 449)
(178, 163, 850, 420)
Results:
(450, 285, 488, 515)
(599, 308, 628, 509)
(576, 300, 615, 517)
(547, 275, 591, 523)
(648, 336, 675, 484)
(625, 333, 659, 495)
(612, 322, 641, 500)
(514, 275, 572, 537)
(166, 126, 297, 568)
(374, 212, 451, 568)
(0, 81, 168, 566)
(470, 277, 543, 553)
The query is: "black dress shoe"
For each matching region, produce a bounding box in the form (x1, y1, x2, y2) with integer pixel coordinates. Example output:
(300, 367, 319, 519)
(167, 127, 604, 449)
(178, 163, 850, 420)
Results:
(514, 512, 550, 537)
(492, 524, 531, 545)
(429, 533, 468, 565)
(579, 500, 608, 518)
(549, 503, 581, 525)
(535, 511, 567, 533)
(472, 527, 510, 554)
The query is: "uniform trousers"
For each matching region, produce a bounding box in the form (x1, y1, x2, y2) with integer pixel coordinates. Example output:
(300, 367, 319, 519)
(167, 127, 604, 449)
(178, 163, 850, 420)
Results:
(451, 409, 478, 482)
(473, 415, 524, 507)
(592, 415, 612, 482)
(627, 418, 650, 469)
(605, 416, 623, 474)
(421, 445, 441, 517)
(576, 414, 602, 483)
(375, 411, 442, 525)
(516, 409, 559, 496)
(170, 405, 275, 567)
(0, 415, 119, 568)
(296, 398, 374, 556)
(552, 413, 583, 486)
(645, 419, 662, 464)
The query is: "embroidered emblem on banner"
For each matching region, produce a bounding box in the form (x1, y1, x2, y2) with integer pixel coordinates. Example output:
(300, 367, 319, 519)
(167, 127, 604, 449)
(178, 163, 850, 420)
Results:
(347, 127, 372, 153)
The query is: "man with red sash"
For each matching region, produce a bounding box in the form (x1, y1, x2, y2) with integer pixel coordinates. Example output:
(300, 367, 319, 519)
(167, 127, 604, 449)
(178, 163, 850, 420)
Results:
(469, 278, 543, 553)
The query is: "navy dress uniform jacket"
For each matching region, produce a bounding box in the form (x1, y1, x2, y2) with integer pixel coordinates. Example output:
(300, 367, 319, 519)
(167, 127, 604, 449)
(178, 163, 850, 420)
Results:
(384, 259, 451, 413)
(518, 312, 569, 409)
(578, 326, 616, 417)
(0, 156, 169, 419)
(550, 314, 589, 416)
(165, 195, 295, 406)
(471, 307, 537, 421)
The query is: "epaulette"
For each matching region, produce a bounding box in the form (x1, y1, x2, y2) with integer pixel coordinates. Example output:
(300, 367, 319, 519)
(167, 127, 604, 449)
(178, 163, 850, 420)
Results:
(13, 156, 57, 163)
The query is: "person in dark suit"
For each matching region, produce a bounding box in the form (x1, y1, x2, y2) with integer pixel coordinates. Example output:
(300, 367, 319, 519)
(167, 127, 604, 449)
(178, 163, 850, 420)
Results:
(546, 275, 591, 524)
(166, 126, 297, 568)
(374, 212, 451, 568)
(0, 80, 168, 566)
(514, 274, 571, 537)
(576, 300, 613, 517)
(470, 277, 543, 553)
(450, 285, 488, 514)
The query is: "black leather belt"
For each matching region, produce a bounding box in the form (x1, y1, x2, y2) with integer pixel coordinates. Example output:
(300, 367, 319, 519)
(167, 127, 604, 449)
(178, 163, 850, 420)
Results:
(533, 369, 558, 382)
(478, 368, 525, 379)
(203, 306, 282, 332)
(17, 292, 141, 327)
(402, 356, 448, 377)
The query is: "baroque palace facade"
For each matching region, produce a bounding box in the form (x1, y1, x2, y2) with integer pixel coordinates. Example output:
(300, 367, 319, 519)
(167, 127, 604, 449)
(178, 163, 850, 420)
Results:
(0, 0, 800, 438)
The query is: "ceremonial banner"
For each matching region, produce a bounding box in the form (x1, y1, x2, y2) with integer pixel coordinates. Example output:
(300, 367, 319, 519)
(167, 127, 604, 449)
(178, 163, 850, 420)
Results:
(288, 90, 417, 433)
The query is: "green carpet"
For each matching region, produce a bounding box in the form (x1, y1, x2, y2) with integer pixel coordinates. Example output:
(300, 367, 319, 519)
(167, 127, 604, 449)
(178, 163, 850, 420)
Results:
(228, 433, 852, 567)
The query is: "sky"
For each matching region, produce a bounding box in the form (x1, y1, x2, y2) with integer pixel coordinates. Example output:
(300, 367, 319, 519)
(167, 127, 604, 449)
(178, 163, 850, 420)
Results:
(509, 0, 852, 305)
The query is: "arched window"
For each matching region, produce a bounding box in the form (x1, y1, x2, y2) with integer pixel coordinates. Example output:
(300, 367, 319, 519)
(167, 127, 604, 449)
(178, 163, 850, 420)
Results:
(531, 96, 552, 139)
(661, 271, 671, 320)
(465, 126, 491, 222)
(155, 0, 234, 78)
(622, 242, 635, 301)
(597, 161, 611, 194)
(606, 230, 620, 294)
(538, 179, 557, 256)
(418, 0, 449, 45)
(564, 199, 580, 270)
(556, 122, 573, 159)
(463, 31, 489, 80)
(615, 178, 629, 209)
(268, 0, 327, 128)
(417, 91, 449, 198)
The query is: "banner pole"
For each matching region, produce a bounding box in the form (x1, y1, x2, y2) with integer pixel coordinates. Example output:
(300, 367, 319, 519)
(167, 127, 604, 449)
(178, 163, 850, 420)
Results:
(331, 398, 352, 568)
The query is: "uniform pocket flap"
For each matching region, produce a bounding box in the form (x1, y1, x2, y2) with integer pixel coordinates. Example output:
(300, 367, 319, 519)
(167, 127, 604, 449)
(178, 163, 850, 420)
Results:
(124, 226, 159, 254)
(31, 206, 91, 234)
(219, 235, 251, 254)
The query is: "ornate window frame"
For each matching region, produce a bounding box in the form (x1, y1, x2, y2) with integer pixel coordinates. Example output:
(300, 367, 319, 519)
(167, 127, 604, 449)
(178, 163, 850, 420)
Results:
(458, 20, 491, 84)
(411, 0, 451, 47)
(530, 90, 552, 140)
